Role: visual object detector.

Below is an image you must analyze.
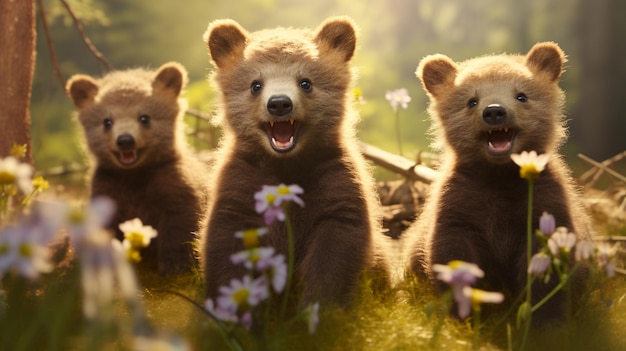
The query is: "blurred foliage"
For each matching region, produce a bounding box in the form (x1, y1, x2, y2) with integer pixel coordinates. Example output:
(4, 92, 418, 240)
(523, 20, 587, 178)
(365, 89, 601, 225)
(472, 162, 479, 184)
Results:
(31, 0, 623, 173)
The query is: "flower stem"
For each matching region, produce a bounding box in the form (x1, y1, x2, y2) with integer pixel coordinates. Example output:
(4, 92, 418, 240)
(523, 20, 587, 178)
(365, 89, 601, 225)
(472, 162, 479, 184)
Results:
(520, 179, 534, 351)
(395, 109, 403, 156)
(280, 212, 295, 324)
(531, 263, 579, 313)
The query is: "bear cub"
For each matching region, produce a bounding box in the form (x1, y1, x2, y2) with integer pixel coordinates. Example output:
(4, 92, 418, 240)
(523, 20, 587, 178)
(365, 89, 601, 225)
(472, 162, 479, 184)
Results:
(67, 62, 209, 275)
(405, 42, 593, 320)
(202, 17, 392, 307)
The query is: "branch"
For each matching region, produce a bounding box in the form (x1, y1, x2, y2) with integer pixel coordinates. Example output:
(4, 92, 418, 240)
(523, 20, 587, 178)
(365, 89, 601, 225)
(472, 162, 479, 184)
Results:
(360, 142, 437, 184)
(60, 0, 113, 72)
(578, 153, 626, 185)
(36, 0, 65, 87)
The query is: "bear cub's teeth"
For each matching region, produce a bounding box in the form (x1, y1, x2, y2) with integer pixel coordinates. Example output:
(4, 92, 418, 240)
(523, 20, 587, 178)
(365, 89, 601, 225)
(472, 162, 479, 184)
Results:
(487, 128, 515, 154)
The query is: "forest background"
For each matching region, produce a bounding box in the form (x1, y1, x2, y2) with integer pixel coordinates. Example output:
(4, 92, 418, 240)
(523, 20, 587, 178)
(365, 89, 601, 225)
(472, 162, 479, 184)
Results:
(29, 0, 626, 176)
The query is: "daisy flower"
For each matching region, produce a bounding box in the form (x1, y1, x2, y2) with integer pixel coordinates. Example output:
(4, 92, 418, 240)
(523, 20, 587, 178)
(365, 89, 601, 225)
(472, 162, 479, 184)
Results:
(119, 218, 158, 250)
(0, 225, 53, 280)
(385, 88, 411, 111)
(234, 227, 268, 249)
(0, 156, 33, 194)
(510, 151, 549, 181)
(254, 184, 304, 225)
(217, 275, 269, 312)
(230, 246, 276, 271)
(547, 227, 577, 257)
(460, 286, 504, 318)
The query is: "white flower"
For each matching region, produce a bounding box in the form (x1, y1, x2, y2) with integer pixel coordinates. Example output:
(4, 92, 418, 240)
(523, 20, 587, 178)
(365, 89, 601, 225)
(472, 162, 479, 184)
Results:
(460, 286, 504, 318)
(547, 227, 577, 257)
(432, 260, 484, 286)
(119, 218, 157, 249)
(79, 230, 139, 319)
(0, 156, 33, 194)
(234, 227, 268, 249)
(575, 241, 595, 262)
(0, 225, 53, 280)
(260, 253, 287, 293)
(510, 151, 550, 180)
(205, 298, 238, 323)
(385, 88, 411, 111)
(306, 302, 320, 334)
(217, 275, 269, 312)
(230, 247, 276, 271)
(254, 184, 304, 225)
(68, 196, 116, 247)
(595, 242, 618, 278)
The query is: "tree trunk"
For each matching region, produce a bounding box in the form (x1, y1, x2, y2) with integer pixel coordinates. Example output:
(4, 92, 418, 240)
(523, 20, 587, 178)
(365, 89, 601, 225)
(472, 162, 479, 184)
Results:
(0, 0, 35, 164)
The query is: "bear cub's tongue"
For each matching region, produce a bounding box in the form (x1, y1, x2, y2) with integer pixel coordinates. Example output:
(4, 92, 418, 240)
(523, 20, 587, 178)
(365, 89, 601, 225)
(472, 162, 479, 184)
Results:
(270, 121, 295, 149)
(488, 129, 514, 153)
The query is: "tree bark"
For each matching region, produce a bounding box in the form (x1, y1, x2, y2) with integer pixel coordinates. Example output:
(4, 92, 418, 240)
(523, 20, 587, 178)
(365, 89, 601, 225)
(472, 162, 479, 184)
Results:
(0, 0, 35, 164)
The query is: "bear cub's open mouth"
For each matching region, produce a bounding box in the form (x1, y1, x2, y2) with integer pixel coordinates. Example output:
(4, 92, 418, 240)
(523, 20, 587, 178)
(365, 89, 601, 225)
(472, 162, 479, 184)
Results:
(487, 128, 516, 154)
(114, 149, 141, 165)
(266, 119, 299, 152)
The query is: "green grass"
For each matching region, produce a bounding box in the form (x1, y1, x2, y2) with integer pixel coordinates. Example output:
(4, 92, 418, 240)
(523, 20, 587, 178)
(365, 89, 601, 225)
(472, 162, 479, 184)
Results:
(0, 237, 624, 350)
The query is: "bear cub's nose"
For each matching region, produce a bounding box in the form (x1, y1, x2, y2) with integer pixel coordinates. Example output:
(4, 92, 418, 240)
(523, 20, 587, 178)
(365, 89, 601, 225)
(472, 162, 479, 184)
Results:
(267, 95, 293, 117)
(483, 104, 507, 125)
(116, 134, 136, 150)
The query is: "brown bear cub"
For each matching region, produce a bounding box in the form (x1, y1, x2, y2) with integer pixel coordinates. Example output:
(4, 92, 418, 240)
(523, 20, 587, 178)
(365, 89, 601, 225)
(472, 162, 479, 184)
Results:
(405, 42, 593, 320)
(202, 17, 392, 307)
(67, 62, 209, 275)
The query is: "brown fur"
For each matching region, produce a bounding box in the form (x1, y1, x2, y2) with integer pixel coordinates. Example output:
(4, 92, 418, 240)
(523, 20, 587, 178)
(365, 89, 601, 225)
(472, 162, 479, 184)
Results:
(201, 17, 392, 307)
(405, 42, 593, 320)
(66, 62, 209, 275)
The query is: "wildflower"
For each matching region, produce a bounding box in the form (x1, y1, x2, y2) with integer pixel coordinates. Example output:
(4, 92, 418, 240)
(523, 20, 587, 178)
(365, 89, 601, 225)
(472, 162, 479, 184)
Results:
(119, 218, 157, 253)
(254, 184, 304, 224)
(352, 87, 366, 105)
(0, 225, 53, 280)
(230, 246, 276, 271)
(385, 88, 411, 111)
(432, 260, 485, 286)
(510, 151, 549, 181)
(80, 230, 139, 319)
(306, 302, 320, 334)
(461, 286, 504, 318)
(234, 227, 268, 249)
(67, 196, 116, 246)
(528, 252, 551, 276)
(32, 176, 49, 192)
(575, 241, 595, 262)
(205, 298, 238, 323)
(595, 242, 618, 278)
(0, 200, 65, 279)
(539, 212, 555, 236)
(217, 275, 269, 313)
(10, 143, 27, 159)
(547, 227, 576, 257)
(0, 156, 33, 194)
(433, 260, 485, 316)
(258, 253, 287, 293)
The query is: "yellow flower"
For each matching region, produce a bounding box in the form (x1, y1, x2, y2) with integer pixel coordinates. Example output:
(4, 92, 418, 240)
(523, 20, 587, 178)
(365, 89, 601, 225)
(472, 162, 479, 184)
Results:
(32, 176, 49, 192)
(10, 143, 27, 159)
(510, 150, 549, 181)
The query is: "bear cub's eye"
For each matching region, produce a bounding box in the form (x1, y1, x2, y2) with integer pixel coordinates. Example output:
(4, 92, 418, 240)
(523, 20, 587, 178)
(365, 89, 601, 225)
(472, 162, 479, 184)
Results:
(139, 114, 150, 125)
(251, 81, 263, 96)
(299, 79, 312, 92)
(516, 93, 528, 102)
(103, 118, 113, 131)
(467, 98, 478, 108)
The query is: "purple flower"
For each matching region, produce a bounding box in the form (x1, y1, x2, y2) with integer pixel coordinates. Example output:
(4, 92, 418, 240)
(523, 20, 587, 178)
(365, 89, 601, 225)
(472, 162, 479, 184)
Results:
(539, 212, 556, 236)
(254, 184, 304, 225)
(385, 88, 411, 112)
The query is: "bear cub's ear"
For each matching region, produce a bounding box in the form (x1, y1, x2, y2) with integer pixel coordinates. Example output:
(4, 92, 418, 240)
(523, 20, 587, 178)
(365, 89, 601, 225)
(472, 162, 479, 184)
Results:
(66, 75, 99, 109)
(525, 42, 567, 82)
(205, 19, 249, 69)
(416, 54, 458, 98)
(314, 16, 357, 62)
(153, 62, 187, 97)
